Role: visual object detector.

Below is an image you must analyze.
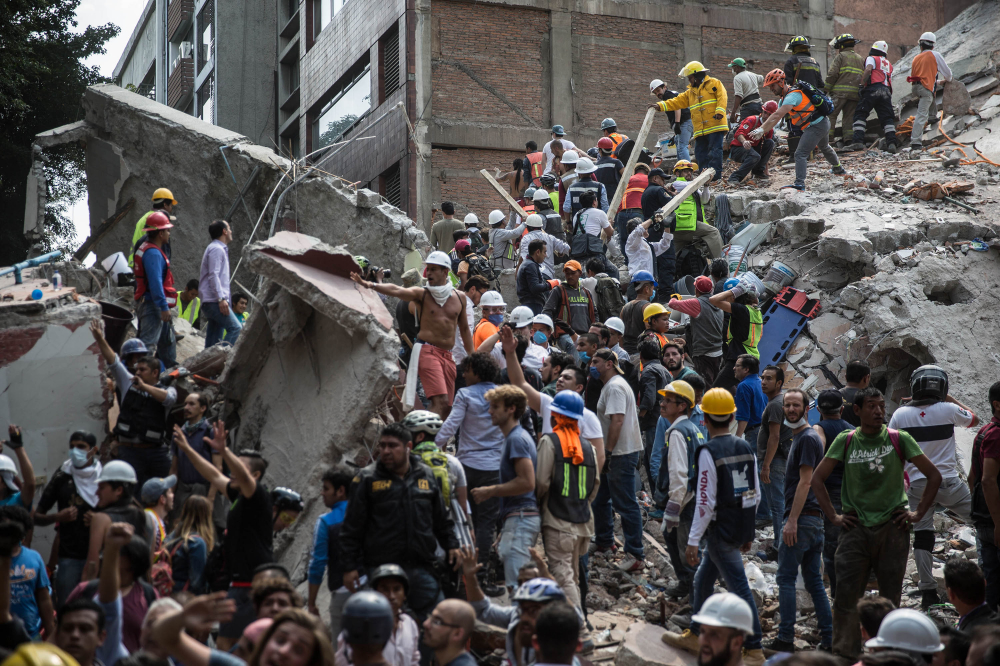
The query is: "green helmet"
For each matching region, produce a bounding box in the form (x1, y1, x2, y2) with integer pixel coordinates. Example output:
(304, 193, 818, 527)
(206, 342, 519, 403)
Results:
(354, 256, 370, 270)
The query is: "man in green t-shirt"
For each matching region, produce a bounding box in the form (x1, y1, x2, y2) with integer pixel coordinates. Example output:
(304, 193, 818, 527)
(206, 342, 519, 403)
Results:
(811, 386, 942, 660)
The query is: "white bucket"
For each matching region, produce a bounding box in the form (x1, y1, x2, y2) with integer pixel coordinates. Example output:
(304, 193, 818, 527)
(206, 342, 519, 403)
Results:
(764, 261, 797, 289)
(101, 252, 132, 281)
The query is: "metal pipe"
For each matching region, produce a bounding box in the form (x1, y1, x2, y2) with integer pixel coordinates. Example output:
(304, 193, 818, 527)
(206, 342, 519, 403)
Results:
(0, 250, 63, 284)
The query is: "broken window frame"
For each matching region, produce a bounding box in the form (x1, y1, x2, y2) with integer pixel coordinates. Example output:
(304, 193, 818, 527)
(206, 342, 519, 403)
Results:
(310, 63, 371, 153)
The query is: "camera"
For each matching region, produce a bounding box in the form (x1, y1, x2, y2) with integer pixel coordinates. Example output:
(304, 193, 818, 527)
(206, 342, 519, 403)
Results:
(363, 266, 391, 280)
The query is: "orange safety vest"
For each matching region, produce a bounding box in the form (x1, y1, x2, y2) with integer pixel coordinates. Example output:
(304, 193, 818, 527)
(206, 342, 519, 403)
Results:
(526, 152, 545, 187)
(621, 174, 648, 211)
(785, 91, 817, 129)
(608, 133, 629, 156)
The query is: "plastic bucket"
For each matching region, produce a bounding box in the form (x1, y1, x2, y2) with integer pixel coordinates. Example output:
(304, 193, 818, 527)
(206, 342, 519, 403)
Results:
(100, 301, 133, 354)
(735, 271, 766, 298)
(764, 261, 797, 289)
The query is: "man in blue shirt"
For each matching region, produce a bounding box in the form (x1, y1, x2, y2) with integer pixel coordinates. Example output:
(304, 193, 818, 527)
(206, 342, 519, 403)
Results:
(306, 467, 353, 637)
(0, 425, 35, 510)
(133, 212, 177, 368)
(2, 505, 54, 639)
(734, 354, 767, 448)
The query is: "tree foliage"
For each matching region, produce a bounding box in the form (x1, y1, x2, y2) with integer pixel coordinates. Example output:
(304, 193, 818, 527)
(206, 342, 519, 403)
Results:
(0, 0, 119, 265)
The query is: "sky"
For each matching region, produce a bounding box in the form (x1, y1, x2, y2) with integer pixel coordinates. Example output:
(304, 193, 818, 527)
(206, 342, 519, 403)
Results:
(67, 0, 148, 259)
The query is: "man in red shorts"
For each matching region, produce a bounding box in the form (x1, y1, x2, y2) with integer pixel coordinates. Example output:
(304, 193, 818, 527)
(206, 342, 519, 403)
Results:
(352, 250, 474, 418)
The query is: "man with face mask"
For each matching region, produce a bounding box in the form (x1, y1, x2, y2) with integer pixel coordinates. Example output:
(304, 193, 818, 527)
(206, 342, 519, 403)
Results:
(34, 430, 102, 605)
(474, 291, 507, 349)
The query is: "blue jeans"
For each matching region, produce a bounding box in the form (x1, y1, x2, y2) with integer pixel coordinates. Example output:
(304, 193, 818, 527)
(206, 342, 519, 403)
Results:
(202, 301, 243, 348)
(676, 119, 694, 161)
(763, 461, 786, 538)
(54, 558, 86, 606)
(978, 523, 1000, 611)
(137, 298, 176, 368)
(691, 530, 763, 649)
(498, 513, 541, 588)
(594, 452, 645, 558)
(776, 515, 833, 645)
(694, 132, 724, 182)
(616, 209, 644, 264)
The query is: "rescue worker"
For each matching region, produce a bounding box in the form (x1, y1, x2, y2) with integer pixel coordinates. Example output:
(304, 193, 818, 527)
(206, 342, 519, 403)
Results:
(524, 141, 545, 188)
(908, 32, 953, 154)
(129, 187, 177, 267)
(640, 168, 676, 288)
(518, 214, 570, 280)
(133, 211, 178, 367)
(650, 62, 728, 182)
(667, 161, 723, 259)
(708, 277, 762, 394)
(532, 188, 565, 241)
(661, 388, 765, 666)
(783, 36, 825, 90)
(826, 34, 865, 145)
(557, 150, 580, 223)
(594, 137, 624, 202)
(650, 79, 694, 162)
(848, 40, 898, 153)
(487, 210, 525, 271)
(728, 101, 777, 185)
(540, 173, 560, 212)
(750, 69, 845, 192)
(615, 162, 649, 262)
(564, 158, 609, 215)
(668, 594, 757, 666)
(640, 303, 671, 352)
(727, 58, 764, 123)
(175, 279, 200, 328)
(600, 118, 628, 154)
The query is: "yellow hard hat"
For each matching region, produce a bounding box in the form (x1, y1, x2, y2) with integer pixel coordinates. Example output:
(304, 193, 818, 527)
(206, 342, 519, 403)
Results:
(658, 380, 696, 407)
(1, 643, 81, 666)
(678, 61, 708, 78)
(151, 187, 178, 205)
(673, 160, 699, 172)
(701, 388, 737, 416)
(643, 302, 668, 321)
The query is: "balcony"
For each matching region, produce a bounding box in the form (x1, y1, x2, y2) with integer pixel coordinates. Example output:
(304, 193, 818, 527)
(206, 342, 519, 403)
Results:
(167, 0, 195, 41)
(167, 57, 194, 109)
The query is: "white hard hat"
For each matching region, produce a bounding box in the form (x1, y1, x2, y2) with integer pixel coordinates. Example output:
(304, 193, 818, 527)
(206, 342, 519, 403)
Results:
(488, 210, 505, 226)
(525, 214, 545, 228)
(480, 291, 505, 307)
(919, 32, 936, 44)
(532, 189, 551, 202)
(509, 306, 535, 328)
(464, 213, 479, 226)
(691, 593, 754, 634)
(605, 316, 625, 335)
(425, 251, 452, 269)
(98, 460, 138, 484)
(532, 314, 554, 329)
(872, 40, 889, 52)
(561, 150, 579, 165)
(575, 157, 597, 174)
(865, 609, 944, 654)
(649, 78, 665, 93)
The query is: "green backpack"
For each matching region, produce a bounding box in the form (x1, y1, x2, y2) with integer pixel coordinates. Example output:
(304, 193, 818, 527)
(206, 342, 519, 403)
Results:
(414, 442, 451, 505)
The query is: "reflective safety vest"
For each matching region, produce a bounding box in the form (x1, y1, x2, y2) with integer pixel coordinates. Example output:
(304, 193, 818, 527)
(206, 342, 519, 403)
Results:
(726, 305, 762, 358)
(657, 416, 704, 500)
(697, 434, 758, 545)
(672, 177, 703, 232)
(622, 174, 648, 211)
(546, 433, 597, 524)
(567, 179, 603, 214)
(177, 296, 200, 324)
(128, 211, 153, 267)
(868, 56, 893, 87)
(607, 132, 629, 155)
(784, 91, 818, 129)
(526, 152, 545, 187)
(114, 381, 170, 445)
(134, 242, 178, 307)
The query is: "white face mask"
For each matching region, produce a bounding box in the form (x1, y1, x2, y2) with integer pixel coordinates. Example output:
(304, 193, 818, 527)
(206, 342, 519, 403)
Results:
(69, 447, 91, 468)
(784, 417, 810, 429)
(426, 283, 454, 307)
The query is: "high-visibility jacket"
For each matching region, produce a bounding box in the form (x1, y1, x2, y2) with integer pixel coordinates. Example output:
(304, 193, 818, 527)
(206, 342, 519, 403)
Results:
(607, 132, 629, 154)
(726, 305, 762, 358)
(128, 211, 154, 267)
(910, 50, 951, 93)
(826, 50, 865, 100)
(656, 76, 728, 139)
(177, 296, 200, 324)
(783, 90, 818, 130)
(621, 174, 648, 211)
(672, 177, 703, 231)
(867, 56, 893, 88)
(134, 242, 177, 307)
(526, 152, 545, 187)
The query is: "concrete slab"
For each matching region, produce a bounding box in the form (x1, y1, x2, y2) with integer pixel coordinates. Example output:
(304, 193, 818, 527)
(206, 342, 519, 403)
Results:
(967, 76, 1000, 98)
(616, 623, 698, 666)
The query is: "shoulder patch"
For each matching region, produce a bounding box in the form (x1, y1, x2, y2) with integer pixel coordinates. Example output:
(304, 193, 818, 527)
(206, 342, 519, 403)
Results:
(418, 479, 430, 491)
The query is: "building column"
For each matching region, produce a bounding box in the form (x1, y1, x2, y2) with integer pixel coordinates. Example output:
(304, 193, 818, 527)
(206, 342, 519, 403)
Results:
(550, 9, 573, 130)
(413, 0, 433, 231)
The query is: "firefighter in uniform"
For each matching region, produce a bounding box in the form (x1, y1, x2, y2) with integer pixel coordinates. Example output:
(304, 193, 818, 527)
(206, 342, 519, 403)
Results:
(825, 34, 864, 144)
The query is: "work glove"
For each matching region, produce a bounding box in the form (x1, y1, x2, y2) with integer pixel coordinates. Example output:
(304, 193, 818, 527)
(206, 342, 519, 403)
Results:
(729, 281, 747, 298)
(748, 127, 765, 141)
(672, 122, 682, 135)
(547, 279, 560, 289)
(6, 426, 22, 450)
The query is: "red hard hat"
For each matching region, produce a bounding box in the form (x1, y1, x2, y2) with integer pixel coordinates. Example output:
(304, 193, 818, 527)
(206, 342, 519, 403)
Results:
(143, 211, 174, 231)
(597, 137, 614, 151)
(762, 100, 779, 114)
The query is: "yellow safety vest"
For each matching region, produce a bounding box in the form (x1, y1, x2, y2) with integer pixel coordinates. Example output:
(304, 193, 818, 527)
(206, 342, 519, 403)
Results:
(177, 296, 201, 324)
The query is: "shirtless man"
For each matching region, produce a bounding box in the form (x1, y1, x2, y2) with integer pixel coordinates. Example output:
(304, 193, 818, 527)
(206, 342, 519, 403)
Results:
(352, 251, 474, 418)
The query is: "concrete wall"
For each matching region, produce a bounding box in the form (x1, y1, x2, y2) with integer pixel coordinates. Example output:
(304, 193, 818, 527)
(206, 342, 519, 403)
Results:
(833, 0, 979, 61)
(215, 0, 277, 144)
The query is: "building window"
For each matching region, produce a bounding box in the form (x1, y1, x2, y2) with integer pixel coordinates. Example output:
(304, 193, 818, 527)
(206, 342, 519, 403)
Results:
(311, 65, 370, 150)
(198, 73, 214, 122)
(197, 1, 214, 74)
(379, 24, 399, 104)
(312, 0, 347, 39)
(382, 162, 401, 207)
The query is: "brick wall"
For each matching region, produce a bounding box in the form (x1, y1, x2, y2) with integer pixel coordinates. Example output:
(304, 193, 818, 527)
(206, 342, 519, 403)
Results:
(705, 27, 793, 106)
(832, 0, 977, 62)
(572, 13, 683, 136)
(432, 147, 523, 222)
(431, 0, 549, 127)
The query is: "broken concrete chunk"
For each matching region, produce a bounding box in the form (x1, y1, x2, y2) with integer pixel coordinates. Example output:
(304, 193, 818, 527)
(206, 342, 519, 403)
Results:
(943, 80, 974, 117)
(355, 188, 382, 209)
(616, 623, 698, 666)
(840, 285, 864, 310)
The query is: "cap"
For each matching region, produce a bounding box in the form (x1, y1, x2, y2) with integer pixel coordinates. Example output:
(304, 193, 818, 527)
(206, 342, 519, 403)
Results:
(727, 57, 747, 68)
(649, 78, 665, 93)
(424, 251, 452, 269)
(630, 270, 657, 286)
(648, 168, 667, 180)
(532, 314, 554, 329)
(817, 389, 846, 412)
(593, 349, 624, 375)
(488, 210, 506, 226)
(563, 260, 583, 272)
(762, 100, 779, 114)
(143, 211, 174, 231)
(141, 475, 177, 504)
(694, 276, 714, 293)
(600, 118, 617, 130)
(586, 147, 600, 160)
(454, 239, 471, 252)
(551, 125, 566, 136)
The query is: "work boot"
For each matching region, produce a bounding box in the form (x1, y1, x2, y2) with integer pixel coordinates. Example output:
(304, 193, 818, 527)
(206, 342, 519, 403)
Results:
(910, 145, 923, 159)
(662, 629, 700, 654)
(744, 649, 766, 666)
(665, 580, 691, 598)
(886, 142, 898, 154)
(727, 177, 742, 185)
(847, 142, 866, 151)
(832, 165, 846, 175)
(764, 638, 796, 654)
(921, 588, 940, 609)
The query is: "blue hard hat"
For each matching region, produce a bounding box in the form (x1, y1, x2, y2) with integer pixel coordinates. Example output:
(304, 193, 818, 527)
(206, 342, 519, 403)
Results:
(587, 147, 600, 159)
(120, 338, 149, 357)
(512, 577, 566, 604)
(630, 270, 657, 287)
(550, 390, 584, 420)
(723, 277, 740, 290)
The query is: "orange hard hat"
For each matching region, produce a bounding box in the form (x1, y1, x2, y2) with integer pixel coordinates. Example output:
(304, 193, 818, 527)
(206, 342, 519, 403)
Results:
(143, 211, 174, 231)
(763, 69, 786, 87)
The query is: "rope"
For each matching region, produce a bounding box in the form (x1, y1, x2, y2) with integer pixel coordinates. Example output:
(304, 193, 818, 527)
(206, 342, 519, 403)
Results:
(937, 117, 1000, 167)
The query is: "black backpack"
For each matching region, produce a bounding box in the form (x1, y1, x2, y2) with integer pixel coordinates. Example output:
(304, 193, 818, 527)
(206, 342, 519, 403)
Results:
(593, 276, 625, 322)
(793, 81, 835, 120)
(674, 244, 709, 283)
(465, 253, 498, 283)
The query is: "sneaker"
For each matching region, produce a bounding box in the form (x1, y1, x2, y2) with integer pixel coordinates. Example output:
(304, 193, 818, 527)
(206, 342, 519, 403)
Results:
(648, 509, 664, 520)
(727, 177, 742, 185)
(618, 554, 645, 572)
(592, 543, 618, 555)
(764, 638, 796, 653)
(921, 588, 940, 609)
(662, 629, 700, 654)
(832, 165, 846, 175)
(744, 649, 766, 666)
(665, 581, 691, 598)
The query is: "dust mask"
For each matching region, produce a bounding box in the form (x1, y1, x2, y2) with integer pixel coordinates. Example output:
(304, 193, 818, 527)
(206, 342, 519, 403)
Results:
(69, 448, 91, 469)
(784, 417, 810, 429)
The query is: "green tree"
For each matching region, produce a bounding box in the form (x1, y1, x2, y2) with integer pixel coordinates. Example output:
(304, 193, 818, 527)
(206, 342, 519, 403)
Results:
(0, 0, 119, 265)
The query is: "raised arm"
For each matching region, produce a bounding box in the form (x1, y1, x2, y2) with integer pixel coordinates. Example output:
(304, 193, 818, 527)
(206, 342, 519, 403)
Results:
(5, 426, 34, 508)
(172, 425, 229, 493)
(501, 327, 542, 412)
(708, 289, 735, 313)
(89, 319, 117, 365)
(152, 593, 236, 666)
(350, 273, 425, 302)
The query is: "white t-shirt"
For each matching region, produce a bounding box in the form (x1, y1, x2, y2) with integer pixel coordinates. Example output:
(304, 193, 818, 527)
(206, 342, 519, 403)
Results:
(596, 375, 644, 456)
(524, 343, 549, 371)
(889, 401, 975, 482)
(732, 71, 764, 100)
(543, 139, 577, 175)
(539, 393, 604, 444)
(577, 208, 611, 237)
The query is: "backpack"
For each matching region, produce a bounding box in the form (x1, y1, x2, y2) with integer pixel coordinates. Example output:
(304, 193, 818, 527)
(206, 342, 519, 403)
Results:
(793, 80, 835, 120)
(674, 245, 709, 283)
(150, 545, 175, 597)
(465, 253, 498, 283)
(594, 276, 625, 322)
(414, 442, 451, 505)
(843, 428, 909, 491)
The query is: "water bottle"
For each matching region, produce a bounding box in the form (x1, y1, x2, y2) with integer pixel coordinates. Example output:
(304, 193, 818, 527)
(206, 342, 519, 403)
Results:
(52, 270, 62, 290)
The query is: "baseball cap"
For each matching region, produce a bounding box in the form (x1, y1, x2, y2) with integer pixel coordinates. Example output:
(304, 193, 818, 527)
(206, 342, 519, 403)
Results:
(551, 125, 566, 136)
(727, 58, 747, 68)
(817, 390, 846, 412)
(454, 239, 471, 252)
(648, 168, 667, 180)
(694, 276, 714, 293)
(593, 349, 624, 375)
(563, 260, 583, 273)
(141, 475, 177, 504)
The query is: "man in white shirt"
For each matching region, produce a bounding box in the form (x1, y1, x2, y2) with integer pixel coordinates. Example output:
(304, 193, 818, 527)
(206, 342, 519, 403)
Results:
(888, 365, 978, 608)
(590, 349, 645, 572)
(625, 216, 673, 278)
(728, 58, 765, 123)
(543, 126, 577, 175)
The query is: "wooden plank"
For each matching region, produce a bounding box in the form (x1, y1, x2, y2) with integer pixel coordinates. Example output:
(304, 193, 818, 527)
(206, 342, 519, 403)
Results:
(73, 197, 136, 261)
(609, 107, 657, 215)
(480, 169, 530, 219)
(652, 168, 715, 220)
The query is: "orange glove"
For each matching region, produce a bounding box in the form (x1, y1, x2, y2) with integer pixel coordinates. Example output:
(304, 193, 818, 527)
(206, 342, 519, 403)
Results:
(547, 279, 560, 288)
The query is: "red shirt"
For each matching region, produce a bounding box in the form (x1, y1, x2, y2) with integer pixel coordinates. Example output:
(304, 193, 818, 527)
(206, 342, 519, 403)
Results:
(731, 115, 774, 148)
(975, 417, 1000, 468)
(622, 173, 649, 210)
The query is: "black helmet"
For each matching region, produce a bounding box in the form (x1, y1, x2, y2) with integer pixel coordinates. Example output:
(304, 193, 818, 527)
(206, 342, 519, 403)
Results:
(342, 591, 395, 647)
(370, 563, 409, 595)
(910, 365, 948, 402)
(271, 487, 304, 512)
(539, 174, 557, 188)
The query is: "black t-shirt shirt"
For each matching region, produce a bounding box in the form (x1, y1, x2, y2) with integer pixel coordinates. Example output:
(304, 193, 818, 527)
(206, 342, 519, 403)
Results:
(840, 387, 860, 427)
(757, 395, 794, 463)
(661, 90, 692, 123)
(36, 469, 98, 560)
(225, 483, 274, 583)
(0, 617, 31, 653)
(395, 299, 418, 342)
(641, 185, 670, 223)
(725, 302, 751, 362)
(783, 428, 825, 517)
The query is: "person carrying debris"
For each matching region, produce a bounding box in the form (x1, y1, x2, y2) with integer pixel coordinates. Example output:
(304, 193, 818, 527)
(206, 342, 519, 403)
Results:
(728, 100, 778, 185)
(889, 365, 979, 608)
(353, 251, 474, 417)
(624, 216, 674, 294)
(728, 58, 765, 124)
(640, 168, 677, 287)
(969, 381, 1000, 611)
(649, 62, 728, 182)
(133, 211, 178, 367)
(661, 388, 764, 666)
(708, 277, 762, 393)
(907, 32, 953, 154)
(847, 40, 898, 153)
(650, 79, 694, 162)
(826, 34, 865, 145)
(668, 161, 723, 258)
(751, 69, 845, 192)
(810, 387, 942, 660)
(128, 187, 177, 268)
(564, 158, 609, 215)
